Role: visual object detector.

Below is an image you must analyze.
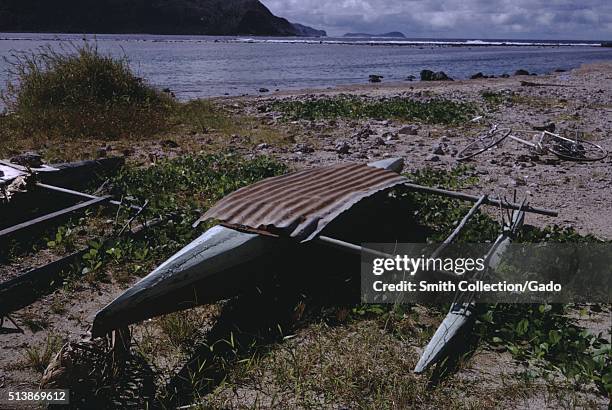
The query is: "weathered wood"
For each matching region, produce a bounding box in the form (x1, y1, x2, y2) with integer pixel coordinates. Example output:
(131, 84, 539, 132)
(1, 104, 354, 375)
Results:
(414, 204, 527, 374)
(316, 235, 474, 284)
(0, 249, 88, 317)
(429, 195, 487, 259)
(38, 157, 125, 188)
(0, 217, 163, 317)
(403, 182, 557, 217)
(36, 183, 142, 210)
(35, 183, 99, 200)
(0, 196, 110, 241)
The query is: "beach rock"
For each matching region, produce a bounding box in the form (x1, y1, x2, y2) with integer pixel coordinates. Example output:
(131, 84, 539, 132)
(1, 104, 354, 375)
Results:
(258, 88, 270, 93)
(383, 132, 399, 141)
(352, 126, 374, 139)
(427, 155, 441, 162)
(398, 125, 419, 135)
(369, 74, 383, 83)
(533, 123, 556, 132)
(500, 73, 510, 78)
(10, 152, 43, 168)
(420, 70, 453, 81)
(161, 139, 179, 148)
(405, 75, 416, 81)
(470, 72, 486, 79)
(554, 68, 567, 73)
(336, 141, 350, 154)
(372, 137, 386, 147)
(420, 70, 435, 80)
(432, 144, 446, 155)
(514, 69, 530, 76)
(293, 143, 314, 153)
(96, 147, 107, 158)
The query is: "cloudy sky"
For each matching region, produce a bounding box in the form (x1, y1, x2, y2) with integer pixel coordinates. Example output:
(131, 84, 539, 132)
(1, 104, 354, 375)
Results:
(262, 0, 612, 40)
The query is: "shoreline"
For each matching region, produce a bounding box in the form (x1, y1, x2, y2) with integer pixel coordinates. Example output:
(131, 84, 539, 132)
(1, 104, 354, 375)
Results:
(0, 32, 605, 47)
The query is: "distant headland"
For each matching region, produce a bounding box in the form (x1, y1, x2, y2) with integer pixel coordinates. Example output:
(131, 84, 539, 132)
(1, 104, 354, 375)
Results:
(343, 32, 406, 38)
(0, 0, 326, 37)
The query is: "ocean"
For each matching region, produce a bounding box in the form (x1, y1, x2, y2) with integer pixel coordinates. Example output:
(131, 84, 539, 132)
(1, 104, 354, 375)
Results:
(0, 33, 610, 101)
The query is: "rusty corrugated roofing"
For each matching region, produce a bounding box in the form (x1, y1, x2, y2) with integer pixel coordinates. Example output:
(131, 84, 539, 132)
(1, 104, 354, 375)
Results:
(198, 162, 407, 242)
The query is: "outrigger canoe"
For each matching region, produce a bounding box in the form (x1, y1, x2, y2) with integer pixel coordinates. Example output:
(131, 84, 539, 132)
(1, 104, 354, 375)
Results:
(91, 158, 405, 337)
(413, 205, 526, 373)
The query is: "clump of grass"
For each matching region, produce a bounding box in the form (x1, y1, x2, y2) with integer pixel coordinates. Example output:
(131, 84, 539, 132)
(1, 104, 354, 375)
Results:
(481, 90, 508, 108)
(20, 312, 51, 332)
(23, 334, 63, 373)
(158, 310, 209, 350)
(267, 96, 476, 124)
(1, 42, 174, 139)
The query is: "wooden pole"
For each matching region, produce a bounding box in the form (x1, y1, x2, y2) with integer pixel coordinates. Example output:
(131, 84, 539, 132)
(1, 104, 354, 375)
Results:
(430, 195, 487, 259)
(402, 183, 557, 217)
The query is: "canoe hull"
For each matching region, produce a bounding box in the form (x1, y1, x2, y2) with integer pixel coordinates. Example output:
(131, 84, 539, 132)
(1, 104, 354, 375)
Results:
(92, 158, 405, 337)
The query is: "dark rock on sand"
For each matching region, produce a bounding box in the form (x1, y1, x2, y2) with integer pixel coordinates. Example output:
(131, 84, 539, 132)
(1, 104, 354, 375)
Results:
(533, 123, 556, 132)
(293, 143, 314, 153)
(259, 88, 270, 93)
(471, 72, 486, 79)
(420, 70, 453, 81)
(398, 125, 419, 135)
(432, 144, 446, 155)
(161, 139, 180, 148)
(369, 75, 384, 83)
(336, 141, 350, 154)
(10, 152, 44, 168)
(514, 69, 530, 76)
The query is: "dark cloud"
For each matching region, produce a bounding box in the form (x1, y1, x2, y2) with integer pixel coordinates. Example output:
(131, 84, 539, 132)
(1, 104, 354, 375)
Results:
(262, 0, 612, 40)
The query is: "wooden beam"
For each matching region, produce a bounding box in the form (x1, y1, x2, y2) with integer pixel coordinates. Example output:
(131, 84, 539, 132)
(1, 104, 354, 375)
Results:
(316, 235, 474, 284)
(429, 195, 487, 259)
(0, 195, 110, 240)
(0, 249, 87, 317)
(36, 183, 142, 210)
(403, 183, 557, 217)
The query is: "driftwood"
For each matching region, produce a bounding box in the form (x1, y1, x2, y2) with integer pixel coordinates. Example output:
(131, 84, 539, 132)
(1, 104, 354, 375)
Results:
(520, 81, 573, 87)
(0, 216, 161, 318)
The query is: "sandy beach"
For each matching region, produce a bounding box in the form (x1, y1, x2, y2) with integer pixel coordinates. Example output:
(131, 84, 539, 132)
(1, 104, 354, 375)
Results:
(239, 62, 612, 239)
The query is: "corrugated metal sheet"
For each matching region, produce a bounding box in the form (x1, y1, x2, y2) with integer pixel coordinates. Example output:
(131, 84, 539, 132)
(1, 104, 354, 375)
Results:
(198, 162, 407, 242)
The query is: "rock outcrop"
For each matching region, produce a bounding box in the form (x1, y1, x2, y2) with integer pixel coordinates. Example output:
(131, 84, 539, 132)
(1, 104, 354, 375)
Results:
(0, 0, 325, 36)
(420, 70, 453, 81)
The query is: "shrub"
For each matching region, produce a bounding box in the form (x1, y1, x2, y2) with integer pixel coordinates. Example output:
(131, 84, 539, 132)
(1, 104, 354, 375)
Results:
(267, 96, 477, 125)
(1, 43, 175, 139)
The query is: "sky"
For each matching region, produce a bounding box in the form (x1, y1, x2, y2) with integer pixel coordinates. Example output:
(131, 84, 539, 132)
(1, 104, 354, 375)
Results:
(261, 0, 612, 40)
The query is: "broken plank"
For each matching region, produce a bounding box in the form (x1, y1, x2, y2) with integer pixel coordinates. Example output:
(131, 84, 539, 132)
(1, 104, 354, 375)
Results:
(0, 195, 110, 241)
(0, 249, 87, 317)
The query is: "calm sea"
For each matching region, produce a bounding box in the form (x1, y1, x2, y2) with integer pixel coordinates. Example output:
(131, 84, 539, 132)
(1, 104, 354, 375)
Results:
(0, 33, 610, 100)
